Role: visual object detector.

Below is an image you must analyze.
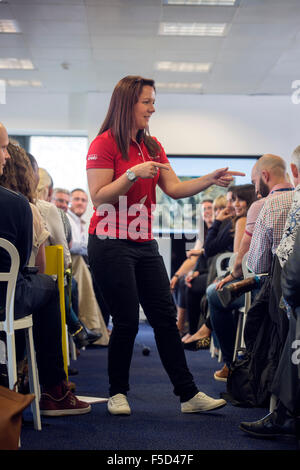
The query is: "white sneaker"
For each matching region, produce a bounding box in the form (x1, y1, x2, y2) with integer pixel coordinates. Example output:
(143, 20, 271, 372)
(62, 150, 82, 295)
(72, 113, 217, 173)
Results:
(107, 393, 131, 415)
(181, 392, 226, 413)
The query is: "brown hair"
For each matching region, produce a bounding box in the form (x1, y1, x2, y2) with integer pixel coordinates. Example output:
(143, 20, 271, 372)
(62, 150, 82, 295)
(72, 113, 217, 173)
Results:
(230, 183, 256, 231)
(98, 75, 161, 160)
(0, 141, 36, 203)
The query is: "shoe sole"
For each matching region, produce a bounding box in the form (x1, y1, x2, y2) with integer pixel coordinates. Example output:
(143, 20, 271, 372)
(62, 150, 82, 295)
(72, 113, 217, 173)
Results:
(107, 408, 131, 416)
(214, 372, 227, 382)
(40, 405, 91, 416)
(239, 425, 295, 439)
(182, 401, 227, 413)
(107, 407, 131, 416)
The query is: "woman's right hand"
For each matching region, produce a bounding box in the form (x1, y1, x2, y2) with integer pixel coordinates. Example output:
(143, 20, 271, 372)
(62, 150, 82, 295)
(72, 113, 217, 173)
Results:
(185, 271, 199, 288)
(216, 207, 232, 222)
(131, 161, 169, 179)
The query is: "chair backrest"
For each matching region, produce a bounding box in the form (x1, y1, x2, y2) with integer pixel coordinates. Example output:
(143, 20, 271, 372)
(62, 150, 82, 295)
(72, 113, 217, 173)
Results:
(44, 245, 68, 377)
(0, 238, 20, 334)
(216, 252, 234, 278)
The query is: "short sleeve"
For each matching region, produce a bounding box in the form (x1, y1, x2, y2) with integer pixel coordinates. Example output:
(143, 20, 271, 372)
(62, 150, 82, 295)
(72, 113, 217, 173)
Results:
(152, 136, 169, 164)
(86, 133, 117, 170)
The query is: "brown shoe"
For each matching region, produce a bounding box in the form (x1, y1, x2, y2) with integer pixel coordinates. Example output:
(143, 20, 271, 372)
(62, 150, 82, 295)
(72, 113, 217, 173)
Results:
(214, 364, 229, 382)
(40, 388, 91, 416)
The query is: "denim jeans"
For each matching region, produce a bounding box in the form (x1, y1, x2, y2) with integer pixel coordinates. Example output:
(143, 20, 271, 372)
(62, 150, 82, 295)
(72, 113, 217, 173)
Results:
(88, 235, 198, 402)
(14, 273, 66, 387)
(206, 281, 245, 367)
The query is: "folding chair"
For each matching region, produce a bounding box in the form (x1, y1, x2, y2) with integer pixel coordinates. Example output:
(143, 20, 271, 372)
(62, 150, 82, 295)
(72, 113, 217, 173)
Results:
(44, 245, 68, 380)
(0, 238, 41, 431)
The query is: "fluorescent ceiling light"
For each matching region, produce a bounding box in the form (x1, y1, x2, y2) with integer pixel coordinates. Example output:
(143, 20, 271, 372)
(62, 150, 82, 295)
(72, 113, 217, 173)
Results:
(0, 58, 34, 69)
(6, 79, 42, 87)
(159, 22, 227, 36)
(156, 61, 211, 72)
(0, 20, 21, 33)
(156, 82, 202, 90)
(164, 0, 236, 5)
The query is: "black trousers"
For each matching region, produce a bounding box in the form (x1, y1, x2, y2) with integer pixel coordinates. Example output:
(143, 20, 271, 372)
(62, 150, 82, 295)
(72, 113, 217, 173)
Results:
(88, 235, 198, 402)
(14, 273, 66, 388)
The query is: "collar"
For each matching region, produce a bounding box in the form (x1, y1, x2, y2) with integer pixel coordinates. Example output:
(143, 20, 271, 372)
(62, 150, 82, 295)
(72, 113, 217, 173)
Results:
(67, 209, 86, 225)
(269, 182, 294, 194)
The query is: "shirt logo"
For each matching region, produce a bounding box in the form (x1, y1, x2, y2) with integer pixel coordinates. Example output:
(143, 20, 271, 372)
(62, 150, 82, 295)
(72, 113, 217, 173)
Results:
(87, 154, 98, 160)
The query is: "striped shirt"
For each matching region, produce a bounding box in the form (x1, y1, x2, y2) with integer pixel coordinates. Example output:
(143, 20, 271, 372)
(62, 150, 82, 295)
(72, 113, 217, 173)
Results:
(247, 187, 294, 274)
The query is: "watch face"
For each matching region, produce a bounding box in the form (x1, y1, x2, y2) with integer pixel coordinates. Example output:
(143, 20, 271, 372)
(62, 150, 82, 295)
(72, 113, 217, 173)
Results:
(127, 170, 136, 181)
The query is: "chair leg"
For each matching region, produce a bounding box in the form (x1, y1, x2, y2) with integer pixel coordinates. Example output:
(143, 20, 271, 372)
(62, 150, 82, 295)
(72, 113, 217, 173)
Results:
(233, 312, 243, 362)
(69, 334, 77, 361)
(25, 327, 42, 431)
(6, 332, 18, 390)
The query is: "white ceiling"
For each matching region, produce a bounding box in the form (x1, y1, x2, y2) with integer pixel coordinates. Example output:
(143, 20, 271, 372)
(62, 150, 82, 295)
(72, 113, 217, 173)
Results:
(1, 0, 300, 96)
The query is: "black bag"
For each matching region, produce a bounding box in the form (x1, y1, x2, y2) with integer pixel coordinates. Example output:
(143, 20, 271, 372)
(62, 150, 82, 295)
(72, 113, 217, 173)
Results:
(222, 275, 272, 408)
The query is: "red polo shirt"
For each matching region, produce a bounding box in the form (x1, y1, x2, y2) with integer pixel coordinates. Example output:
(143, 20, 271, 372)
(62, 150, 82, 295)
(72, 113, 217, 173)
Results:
(86, 129, 169, 241)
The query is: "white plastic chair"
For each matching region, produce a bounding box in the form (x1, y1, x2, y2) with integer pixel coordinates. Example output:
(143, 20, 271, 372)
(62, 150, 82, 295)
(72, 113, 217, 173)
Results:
(210, 252, 235, 361)
(0, 238, 41, 431)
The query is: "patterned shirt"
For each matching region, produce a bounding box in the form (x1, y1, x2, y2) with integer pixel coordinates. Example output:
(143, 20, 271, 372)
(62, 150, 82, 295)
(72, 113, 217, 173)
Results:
(247, 187, 294, 274)
(276, 184, 300, 267)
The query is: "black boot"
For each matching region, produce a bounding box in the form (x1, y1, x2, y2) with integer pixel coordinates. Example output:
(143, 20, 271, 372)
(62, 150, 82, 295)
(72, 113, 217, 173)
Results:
(71, 324, 90, 349)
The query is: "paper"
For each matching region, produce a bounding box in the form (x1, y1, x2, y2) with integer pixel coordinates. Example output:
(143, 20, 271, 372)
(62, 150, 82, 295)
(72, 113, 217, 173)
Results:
(76, 396, 108, 404)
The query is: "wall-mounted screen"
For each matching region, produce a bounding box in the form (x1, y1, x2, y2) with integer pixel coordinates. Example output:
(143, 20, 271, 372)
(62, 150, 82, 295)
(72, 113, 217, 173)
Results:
(153, 155, 259, 236)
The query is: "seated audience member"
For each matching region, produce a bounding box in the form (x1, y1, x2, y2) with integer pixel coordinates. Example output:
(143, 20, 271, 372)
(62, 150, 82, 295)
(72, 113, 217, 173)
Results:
(240, 146, 300, 441)
(212, 153, 297, 382)
(175, 196, 226, 342)
(27, 162, 102, 349)
(66, 188, 110, 343)
(184, 184, 256, 352)
(181, 188, 236, 349)
(240, 225, 300, 442)
(0, 122, 91, 415)
(171, 198, 214, 336)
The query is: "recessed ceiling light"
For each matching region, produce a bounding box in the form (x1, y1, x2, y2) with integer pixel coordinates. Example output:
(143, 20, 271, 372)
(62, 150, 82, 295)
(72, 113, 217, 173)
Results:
(156, 82, 202, 90)
(6, 79, 42, 87)
(0, 58, 34, 69)
(164, 0, 236, 5)
(0, 20, 21, 33)
(156, 61, 211, 72)
(159, 22, 227, 36)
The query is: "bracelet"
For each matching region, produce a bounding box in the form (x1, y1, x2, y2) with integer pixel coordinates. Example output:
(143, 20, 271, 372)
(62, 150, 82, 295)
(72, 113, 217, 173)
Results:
(174, 273, 179, 278)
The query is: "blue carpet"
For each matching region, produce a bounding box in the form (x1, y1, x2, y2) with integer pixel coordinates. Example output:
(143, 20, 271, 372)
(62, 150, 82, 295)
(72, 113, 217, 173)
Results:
(20, 322, 298, 452)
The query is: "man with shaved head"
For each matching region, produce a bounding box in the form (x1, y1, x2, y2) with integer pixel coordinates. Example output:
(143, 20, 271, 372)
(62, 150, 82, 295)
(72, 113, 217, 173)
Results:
(247, 153, 297, 274)
(222, 154, 293, 283)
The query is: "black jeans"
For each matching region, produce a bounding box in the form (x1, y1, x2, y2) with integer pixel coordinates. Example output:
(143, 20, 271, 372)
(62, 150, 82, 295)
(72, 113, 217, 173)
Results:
(14, 273, 66, 388)
(88, 235, 198, 402)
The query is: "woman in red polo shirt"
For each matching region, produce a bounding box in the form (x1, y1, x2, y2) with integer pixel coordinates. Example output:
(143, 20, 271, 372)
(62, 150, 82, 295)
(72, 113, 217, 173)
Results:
(86, 75, 243, 416)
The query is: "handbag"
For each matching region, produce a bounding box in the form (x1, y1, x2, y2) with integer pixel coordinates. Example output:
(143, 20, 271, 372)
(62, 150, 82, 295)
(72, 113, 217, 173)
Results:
(0, 385, 35, 450)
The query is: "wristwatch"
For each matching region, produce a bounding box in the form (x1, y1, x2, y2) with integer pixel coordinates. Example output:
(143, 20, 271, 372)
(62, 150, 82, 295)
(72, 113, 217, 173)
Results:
(126, 169, 138, 183)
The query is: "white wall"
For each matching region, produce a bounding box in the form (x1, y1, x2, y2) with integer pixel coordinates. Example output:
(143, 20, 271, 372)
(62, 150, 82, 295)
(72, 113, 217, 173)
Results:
(4, 90, 299, 161)
(2, 89, 300, 226)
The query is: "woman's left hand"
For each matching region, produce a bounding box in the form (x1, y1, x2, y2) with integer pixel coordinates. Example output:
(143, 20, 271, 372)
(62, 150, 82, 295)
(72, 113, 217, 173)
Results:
(209, 168, 245, 187)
